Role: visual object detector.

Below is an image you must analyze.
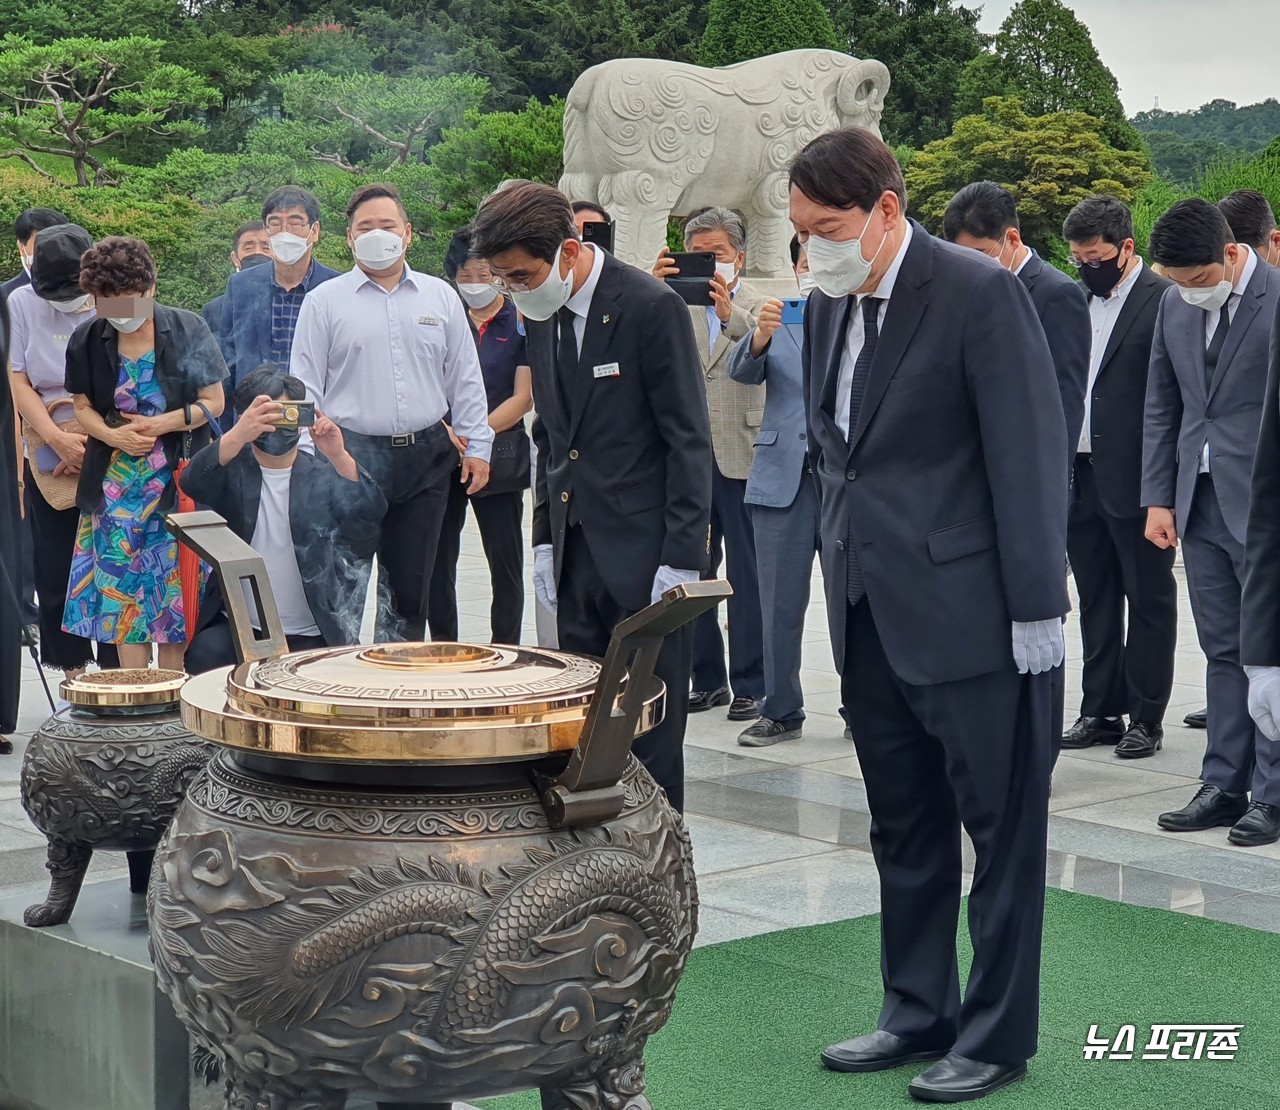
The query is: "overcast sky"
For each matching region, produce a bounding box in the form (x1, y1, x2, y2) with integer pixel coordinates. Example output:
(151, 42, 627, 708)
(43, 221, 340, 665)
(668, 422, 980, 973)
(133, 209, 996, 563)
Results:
(979, 1, 1280, 114)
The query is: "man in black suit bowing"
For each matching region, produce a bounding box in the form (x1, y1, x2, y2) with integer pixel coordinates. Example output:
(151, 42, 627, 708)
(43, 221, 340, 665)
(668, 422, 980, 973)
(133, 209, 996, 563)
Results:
(472, 182, 712, 812)
(1061, 197, 1177, 759)
(795, 129, 1067, 1102)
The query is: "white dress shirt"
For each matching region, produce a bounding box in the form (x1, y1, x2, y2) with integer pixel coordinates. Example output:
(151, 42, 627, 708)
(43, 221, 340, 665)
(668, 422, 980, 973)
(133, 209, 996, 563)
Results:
(242, 467, 321, 638)
(1012, 246, 1033, 275)
(1080, 258, 1144, 453)
(1198, 245, 1257, 473)
(837, 222, 914, 437)
(289, 265, 493, 460)
(561, 243, 605, 353)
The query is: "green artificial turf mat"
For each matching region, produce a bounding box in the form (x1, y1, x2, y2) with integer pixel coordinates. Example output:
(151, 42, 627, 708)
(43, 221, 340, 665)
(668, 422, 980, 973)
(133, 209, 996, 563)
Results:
(482, 888, 1278, 1108)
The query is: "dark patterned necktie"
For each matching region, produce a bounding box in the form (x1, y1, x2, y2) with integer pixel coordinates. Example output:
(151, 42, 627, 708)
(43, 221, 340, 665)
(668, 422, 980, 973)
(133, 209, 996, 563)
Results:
(1204, 302, 1231, 393)
(846, 295, 880, 606)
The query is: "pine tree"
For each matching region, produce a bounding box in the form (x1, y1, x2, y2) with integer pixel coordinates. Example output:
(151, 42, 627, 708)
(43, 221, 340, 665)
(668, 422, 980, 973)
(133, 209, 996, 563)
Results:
(700, 0, 841, 68)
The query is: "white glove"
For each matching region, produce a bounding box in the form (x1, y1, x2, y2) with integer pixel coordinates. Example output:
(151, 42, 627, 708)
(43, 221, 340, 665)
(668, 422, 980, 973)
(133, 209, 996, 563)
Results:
(1245, 666, 1280, 742)
(533, 544, 557, 614)
(651, 565, 701, 605)
(1012, 619, 1065, 676)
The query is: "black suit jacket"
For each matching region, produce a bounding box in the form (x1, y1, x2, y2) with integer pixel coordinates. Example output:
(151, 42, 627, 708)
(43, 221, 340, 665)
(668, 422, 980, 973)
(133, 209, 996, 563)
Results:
(178, 444, 386, 646)
(1080, 265, 1171, 518)
(528, 250, 712, 612)
(1018, 251, 1090, 459)
(1241, 294, 1280, 665)
(804, 222, 1069, 685)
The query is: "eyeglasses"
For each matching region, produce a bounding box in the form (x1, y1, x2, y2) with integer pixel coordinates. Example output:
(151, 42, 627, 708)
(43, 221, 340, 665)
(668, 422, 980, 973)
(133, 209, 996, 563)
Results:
(265, 216, 312, 233)
(1068, 250, 1122, 270)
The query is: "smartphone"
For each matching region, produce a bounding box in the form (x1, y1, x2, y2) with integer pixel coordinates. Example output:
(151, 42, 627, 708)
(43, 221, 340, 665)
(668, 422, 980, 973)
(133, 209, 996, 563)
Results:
(780, 298, 806, 325)
(580, 219, 615, 253)
(276, 400, 315, 429)
(665, 251, 716, 307)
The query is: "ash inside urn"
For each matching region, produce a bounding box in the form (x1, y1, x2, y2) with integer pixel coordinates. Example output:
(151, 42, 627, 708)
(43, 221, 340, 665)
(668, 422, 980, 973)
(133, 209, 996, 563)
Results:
(77, 668, 186, 686)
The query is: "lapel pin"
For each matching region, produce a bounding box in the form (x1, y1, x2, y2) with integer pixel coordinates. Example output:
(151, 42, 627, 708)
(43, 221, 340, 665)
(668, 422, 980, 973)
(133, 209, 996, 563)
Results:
(602, 313, 611, 324)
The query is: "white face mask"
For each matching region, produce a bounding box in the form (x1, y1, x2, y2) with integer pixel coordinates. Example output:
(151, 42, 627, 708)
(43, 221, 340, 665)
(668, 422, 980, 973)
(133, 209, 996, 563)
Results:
(457, 282, 499, 309)
(805, 210, 888, 298)
(796, 271, 818, 296)
(508, 244, 575, 322)
(269, 231, 310, 266)
(109, 315, 149, 333)
(1178, 254, 1236, 312)
(48, 293, 91, 314)
(715, 260, 739, 286)
(353, 229, 406, 270)
(20, 252, 32, 276)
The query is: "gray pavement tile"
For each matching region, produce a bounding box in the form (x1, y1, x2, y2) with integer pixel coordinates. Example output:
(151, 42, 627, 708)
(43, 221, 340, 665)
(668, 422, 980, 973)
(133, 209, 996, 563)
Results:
(1194, 892, 1280, 932)
(709, 765, 870, 812)
(1049, 756, 1198, 814)
(1045, 853, 1252, 911)
(685, 813, 838, 875)
(685, 779, 872, 851)
(693, 904, 790, 948)
(696, 849, 883, 929)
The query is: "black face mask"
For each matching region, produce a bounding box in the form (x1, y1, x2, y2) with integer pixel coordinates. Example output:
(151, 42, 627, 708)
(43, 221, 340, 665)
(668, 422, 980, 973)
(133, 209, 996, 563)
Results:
(256, 427, 300, 456)
(1079, 251, 1127, 298)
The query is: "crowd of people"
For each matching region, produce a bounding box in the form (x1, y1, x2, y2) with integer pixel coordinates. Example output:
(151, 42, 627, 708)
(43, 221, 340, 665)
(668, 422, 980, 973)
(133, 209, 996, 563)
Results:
(3, 123, 1280, 1100)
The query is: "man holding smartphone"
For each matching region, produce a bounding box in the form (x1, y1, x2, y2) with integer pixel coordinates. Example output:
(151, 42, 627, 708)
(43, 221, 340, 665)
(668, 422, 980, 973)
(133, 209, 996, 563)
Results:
(653, 208, 766, 724)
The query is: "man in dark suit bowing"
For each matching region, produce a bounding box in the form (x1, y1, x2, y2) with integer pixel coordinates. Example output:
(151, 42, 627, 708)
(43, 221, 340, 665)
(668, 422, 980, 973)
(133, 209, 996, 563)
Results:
(1061, 197, 1177, 759)
(472, 181, 712, 812)
(796, 128, 1067, 1102)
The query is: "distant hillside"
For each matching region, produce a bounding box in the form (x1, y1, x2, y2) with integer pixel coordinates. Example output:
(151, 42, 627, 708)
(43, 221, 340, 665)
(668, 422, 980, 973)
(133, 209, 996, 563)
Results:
(1132, 98, 1280, 154)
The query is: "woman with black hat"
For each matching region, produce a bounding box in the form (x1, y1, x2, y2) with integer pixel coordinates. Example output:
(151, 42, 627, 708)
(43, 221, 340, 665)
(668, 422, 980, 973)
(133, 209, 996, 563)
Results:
(7, 222, 118, 680)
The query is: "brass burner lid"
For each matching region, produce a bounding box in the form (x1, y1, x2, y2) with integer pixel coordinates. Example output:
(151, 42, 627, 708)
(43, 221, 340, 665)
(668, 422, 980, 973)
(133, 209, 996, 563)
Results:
(62, 668, 187, 713)
(180, 643, 664, 765)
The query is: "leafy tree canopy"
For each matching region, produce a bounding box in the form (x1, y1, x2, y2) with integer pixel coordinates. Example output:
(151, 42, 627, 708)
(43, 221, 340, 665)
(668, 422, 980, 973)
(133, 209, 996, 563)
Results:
(700, 0, 840, 67)
(1132, 98, 1280, 156)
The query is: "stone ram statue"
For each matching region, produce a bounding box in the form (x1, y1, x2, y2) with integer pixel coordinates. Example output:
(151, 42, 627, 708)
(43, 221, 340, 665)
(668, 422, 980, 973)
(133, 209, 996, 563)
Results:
(560, 49, 891, 279)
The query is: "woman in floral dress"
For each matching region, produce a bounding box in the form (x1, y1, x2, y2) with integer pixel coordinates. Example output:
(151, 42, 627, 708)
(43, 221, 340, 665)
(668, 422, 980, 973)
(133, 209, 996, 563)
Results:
(62, 238, 226, 671)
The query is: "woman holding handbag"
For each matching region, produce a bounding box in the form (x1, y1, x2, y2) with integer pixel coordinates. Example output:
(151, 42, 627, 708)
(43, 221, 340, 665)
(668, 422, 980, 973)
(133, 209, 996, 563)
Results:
(427, 225, 533, 644)
(62, 237, 225, 672)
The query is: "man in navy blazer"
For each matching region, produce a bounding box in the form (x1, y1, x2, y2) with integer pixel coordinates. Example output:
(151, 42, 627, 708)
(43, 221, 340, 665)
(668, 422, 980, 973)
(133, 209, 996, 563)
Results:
(795, 129, 1067, 1102)
(218, 187, 339, 401)
(727, 235, 821, 746)
(1143, 199, 1280, 847)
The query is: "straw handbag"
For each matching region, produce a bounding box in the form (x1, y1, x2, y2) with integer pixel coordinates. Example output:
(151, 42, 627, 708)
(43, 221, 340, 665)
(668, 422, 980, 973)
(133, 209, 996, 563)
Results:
(22, 397, 83, 511)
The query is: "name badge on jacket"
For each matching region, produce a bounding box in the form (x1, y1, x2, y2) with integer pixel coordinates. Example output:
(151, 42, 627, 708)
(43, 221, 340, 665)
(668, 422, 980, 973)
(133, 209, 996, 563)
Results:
(593, 362, 621, 379)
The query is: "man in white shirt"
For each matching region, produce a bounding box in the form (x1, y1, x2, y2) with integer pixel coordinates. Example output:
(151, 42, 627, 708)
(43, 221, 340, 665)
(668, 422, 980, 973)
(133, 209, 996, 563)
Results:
(290, 182, 493, 641)
(1060, 197, 1177, 760)
(1144, 199, 1280, 846)
(181, 367, 386, 674)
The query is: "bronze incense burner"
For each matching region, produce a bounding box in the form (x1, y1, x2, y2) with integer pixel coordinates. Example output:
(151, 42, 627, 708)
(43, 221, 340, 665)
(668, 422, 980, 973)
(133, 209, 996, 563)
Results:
(146, 512, 728, 1110)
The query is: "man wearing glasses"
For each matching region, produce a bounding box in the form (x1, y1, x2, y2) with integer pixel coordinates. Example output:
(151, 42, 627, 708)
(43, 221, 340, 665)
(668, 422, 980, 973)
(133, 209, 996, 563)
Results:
(218, 186, 340, 407)
(1060, 196, 1177, 761)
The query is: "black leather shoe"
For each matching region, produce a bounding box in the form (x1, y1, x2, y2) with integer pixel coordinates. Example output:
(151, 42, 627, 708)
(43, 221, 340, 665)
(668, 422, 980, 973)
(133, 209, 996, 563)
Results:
(909, 1054, 1027, 1102)
(1228, 802, 1280, 846)
(688, 686, 729, 713)
(1114, 721, 1163, 759)
(1061, 716, 1125, 749)
(1183, 707, 1208, 729)
(1157, 783, 1249, 831)
(821, 1030, 948, 1074)
(727, 695, 761, 721)
(738, 717, 801, 747)
(0, 737, 12, 756)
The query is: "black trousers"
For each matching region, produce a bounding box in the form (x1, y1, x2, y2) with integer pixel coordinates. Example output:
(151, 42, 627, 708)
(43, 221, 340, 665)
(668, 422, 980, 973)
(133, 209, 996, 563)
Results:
(1067, 457, 1177, 724)
(557, 525, 691, 812)
(25, 464, 118, 672)
(843, 600, 1052, 1066)
(426, 473, 525, 645)
(19, 486, 38, 626)
(185, 614, 326, 675)
(343, 425, 456, 642)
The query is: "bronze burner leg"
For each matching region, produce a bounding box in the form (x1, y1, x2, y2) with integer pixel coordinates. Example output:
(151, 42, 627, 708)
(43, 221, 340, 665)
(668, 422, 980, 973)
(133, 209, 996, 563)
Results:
(224, 1071, 341, 1110)
(541, 1052, 653, 1110)
(23, 838, 92, 927)
(127, 848, 155, 894)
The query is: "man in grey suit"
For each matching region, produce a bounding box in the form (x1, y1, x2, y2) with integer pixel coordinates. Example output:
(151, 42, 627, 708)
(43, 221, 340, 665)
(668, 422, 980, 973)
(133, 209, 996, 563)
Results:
(727, 236, 821, 745)
(654, 208, 766, 722)
(1143, 198, 1280, 847)
(795, 129, 1067, 1102)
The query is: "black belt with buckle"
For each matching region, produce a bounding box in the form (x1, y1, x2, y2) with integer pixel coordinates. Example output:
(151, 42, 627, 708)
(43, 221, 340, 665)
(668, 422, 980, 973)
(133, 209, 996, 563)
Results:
(390, 431, 419, 447)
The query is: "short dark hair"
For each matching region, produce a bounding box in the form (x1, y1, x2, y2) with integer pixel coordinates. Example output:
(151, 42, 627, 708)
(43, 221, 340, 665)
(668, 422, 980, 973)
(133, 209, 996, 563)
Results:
(789, 234, 802, 266)
(1148, 199, 1233, 269)
(346, 182, 408, 224)
(1062, 195, 1133, 247)
(472, 180, 578, 264)
(14, 208, 68, 242)
(79, 236, 157, 298)
(571, 200, 611, 223)
(231, 220, 265, 251)
(1217, 189, 1277, 250)
(261, 185, 321, 225)
(789, 127, 907, 212)
(444, 225, 476, 280)
(234, 365, 306, 416)
(943, 181, 1020, 242)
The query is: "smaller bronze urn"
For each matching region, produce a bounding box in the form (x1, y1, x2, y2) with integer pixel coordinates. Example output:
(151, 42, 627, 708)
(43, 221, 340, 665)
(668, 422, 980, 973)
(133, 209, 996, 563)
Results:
(19, 669, 212, 927)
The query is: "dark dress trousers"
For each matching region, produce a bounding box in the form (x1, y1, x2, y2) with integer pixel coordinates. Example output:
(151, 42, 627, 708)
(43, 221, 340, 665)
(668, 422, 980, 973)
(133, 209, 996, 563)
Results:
(179, 444, 386, 672)
(527, 250, 712, 811)
(804, 222, 1068, 1066)
(1147, 260, 1280, 803)
(1071, 266, 1178, 726)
